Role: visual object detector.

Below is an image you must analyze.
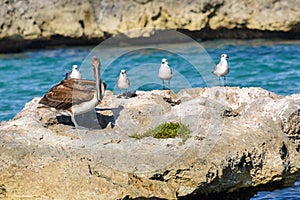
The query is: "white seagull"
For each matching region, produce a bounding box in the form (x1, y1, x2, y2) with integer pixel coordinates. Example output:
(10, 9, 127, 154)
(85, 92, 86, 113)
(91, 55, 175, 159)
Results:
(213, 54, 230, 86)
(117, 69, 130, 97)
(65, 65, 82, 80)
(158, 58, 173, 89)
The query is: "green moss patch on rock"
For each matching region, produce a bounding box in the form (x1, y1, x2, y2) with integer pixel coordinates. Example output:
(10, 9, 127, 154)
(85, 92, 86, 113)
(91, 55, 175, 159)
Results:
(130, 122, 191, 144)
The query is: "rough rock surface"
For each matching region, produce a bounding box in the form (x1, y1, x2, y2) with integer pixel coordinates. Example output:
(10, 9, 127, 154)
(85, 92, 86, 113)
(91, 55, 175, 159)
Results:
(1, 0, 300, 52)
(0, 87, 300, 199)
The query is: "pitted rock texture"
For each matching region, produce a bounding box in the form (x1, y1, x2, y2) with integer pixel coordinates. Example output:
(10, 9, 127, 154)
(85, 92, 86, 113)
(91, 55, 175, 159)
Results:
(0, 0, 300, 52)
(0, 87, 299, 199)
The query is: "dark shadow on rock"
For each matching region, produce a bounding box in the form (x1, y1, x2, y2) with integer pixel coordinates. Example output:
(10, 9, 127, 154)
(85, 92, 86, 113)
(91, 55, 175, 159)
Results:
(163, 97, 181, 106)
(96, 105, 124, 128)
(117, 91, 138, 98)
(222, 108, 240, 118)
(56, 116, 73, 126)
(56, 105, 124, 129)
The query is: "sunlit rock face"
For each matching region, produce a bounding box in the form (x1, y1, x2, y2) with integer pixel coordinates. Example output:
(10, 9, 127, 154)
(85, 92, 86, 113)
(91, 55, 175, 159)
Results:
(0, 87, 299, 199)
(0, 0, 299, 52)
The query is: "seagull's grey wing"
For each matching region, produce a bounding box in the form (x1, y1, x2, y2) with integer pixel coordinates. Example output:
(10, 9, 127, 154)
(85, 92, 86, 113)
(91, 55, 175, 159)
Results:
(126, 77, 130, 86)
(116, 75, 121, 85)
(213, 64, 218, 73)
(78, 71, 82, 79)
(65, 71, 71, 80)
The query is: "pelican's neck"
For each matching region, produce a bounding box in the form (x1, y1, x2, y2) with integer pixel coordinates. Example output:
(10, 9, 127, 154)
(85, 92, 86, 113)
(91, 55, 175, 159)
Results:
(93, 64, 102, 101)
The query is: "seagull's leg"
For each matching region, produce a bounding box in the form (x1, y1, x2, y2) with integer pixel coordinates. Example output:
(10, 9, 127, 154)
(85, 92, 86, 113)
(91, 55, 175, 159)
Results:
(162, 80, 165, 89)
(224, 76, 226, 87)
(125, 88, 128, 98)
(168, 80, 170, 89)
(218, 77, 221, 86)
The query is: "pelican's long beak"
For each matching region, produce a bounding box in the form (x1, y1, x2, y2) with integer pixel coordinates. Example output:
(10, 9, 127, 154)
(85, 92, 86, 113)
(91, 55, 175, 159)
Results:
(92, 56, 103, 102)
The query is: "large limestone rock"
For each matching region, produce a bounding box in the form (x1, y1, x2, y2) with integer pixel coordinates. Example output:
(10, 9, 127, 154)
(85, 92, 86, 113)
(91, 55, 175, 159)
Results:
(0, 87, 299, 199)
(1, 0, 299, 52)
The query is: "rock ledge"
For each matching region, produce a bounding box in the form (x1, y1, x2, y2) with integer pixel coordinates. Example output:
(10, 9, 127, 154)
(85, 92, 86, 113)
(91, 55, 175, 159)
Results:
(1, 0, 300, 52)
(0, 87, 299, 199)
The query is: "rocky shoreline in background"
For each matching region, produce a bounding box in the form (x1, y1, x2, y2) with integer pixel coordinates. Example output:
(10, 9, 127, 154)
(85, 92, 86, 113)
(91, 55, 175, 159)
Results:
(0, 87, 299, 199)
(0, 0, 300, 53)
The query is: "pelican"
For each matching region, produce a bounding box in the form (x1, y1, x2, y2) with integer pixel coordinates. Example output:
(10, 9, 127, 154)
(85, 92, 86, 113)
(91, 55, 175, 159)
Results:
(39, 56, 105, 128)
(116, 69, 130, 97)
(158, 58, 173, 89)
(213, 54, 230, 86)
(65, 65, 82, 80)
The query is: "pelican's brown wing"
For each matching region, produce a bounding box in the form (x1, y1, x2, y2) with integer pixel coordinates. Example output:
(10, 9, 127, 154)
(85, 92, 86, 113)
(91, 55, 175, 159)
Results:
(39, 79, 96, 110)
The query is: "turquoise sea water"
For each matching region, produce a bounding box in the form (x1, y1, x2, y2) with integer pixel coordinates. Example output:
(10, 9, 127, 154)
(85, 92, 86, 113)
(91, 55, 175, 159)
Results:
(252, 179, 300, 200)
(0, 39, 299, 198)
(1, 39, 299, 122)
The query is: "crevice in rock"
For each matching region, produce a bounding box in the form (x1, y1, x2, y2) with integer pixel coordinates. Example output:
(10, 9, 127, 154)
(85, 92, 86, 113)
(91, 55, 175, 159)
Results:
(151, 6, 162, 21)
(0, 184, 6, 198)
(178, 28, 300, 41)
(127, 196, 166, 200)
(222, 108, 239, 118)
(133, 0, 152, 5)
(206, 0, 224, 19)
(280, 142, 289, 160)
(78, 20, 85, 29)
(163, 97, 181, 106)
(149, 173, 165, 181)
(1, 27, 300, 53)
(280, 109, 300, 152)
(149, 169, 172, 182)
(88, 164, 93, 175)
